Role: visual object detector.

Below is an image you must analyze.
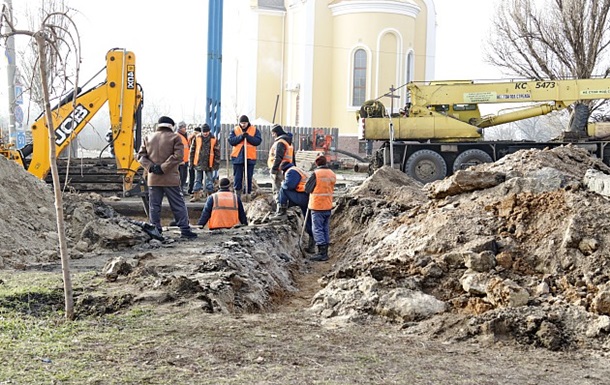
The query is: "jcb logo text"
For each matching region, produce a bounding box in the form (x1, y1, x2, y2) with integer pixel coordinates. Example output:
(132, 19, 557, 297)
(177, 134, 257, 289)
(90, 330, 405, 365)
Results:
(55, 104, 90, 146)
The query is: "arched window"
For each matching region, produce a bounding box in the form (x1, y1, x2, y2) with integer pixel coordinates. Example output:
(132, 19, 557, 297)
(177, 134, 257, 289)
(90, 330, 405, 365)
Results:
(406, 51, 414, 83)
(352, 49, 367, 106)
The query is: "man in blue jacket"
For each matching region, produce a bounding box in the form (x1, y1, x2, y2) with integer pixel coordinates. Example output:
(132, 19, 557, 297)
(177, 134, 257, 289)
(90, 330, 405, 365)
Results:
(228, 115, 262, 197)
(274, 161, 315, 253)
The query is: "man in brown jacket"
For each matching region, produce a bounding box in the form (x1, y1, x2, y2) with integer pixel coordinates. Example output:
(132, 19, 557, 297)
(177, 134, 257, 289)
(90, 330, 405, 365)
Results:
(137, 116, 197, 239)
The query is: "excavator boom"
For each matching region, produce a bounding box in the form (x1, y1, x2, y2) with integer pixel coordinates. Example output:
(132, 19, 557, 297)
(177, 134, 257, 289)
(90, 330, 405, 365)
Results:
(7, 48, 143, 194)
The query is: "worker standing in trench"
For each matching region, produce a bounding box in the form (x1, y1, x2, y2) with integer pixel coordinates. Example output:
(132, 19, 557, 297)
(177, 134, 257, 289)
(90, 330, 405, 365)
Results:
(196, 178, 248, 230)
(273, 160, 315, 253)
(305, 156, 336, 262)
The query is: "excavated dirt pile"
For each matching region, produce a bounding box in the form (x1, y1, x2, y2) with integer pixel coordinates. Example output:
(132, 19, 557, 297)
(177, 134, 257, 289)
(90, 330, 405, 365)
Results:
(320, 145, 610, 351)
(0, 153, 162, 270)
(0, 153, 305, 315)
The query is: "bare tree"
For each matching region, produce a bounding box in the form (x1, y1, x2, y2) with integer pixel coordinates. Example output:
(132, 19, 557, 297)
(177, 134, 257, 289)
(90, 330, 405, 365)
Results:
(14, 1, 72, 120)
(0, 4, 81, 320)
(487, 0, 610, 79)
(486, 0, 610, 121)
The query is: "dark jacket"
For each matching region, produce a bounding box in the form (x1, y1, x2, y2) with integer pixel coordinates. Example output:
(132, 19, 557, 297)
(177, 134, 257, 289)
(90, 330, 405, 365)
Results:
(189, 133, 220, 171)
(271, 133, 294, 172)
(282, 164, 306, 191)
(137, 126, 183, 187)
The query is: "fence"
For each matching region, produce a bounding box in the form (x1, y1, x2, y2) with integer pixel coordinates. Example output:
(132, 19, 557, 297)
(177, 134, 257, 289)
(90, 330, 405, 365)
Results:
(143, 124, 339, 163)
(217, 124, 338, 162)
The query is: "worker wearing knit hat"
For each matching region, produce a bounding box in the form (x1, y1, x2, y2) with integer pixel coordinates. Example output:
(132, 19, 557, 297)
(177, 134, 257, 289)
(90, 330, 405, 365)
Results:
(137, 115, 197, 240)
(228, 114, 262, 196)
(196, 177, 249, 230)
(305, 153, 336, 262)
(219, 177, 231, 189)
(189, 121, 220, 202)
(268, 123, 295, 213)
(157, 116, 175, 129)
(271, 124, 286, 136)
(193, 126, 202, 133)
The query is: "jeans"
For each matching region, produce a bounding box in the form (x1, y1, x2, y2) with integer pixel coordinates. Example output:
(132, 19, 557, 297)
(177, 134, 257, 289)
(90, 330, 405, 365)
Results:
(311, 210, 331, 245)
(193, 169, 215, 193)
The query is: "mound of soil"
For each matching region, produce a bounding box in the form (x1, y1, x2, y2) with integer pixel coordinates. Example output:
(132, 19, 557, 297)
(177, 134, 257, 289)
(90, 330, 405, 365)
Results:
(318, 146, 610, 351)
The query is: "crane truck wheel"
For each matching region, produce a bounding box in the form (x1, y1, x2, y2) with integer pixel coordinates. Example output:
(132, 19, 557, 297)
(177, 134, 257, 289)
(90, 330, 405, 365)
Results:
(404, 149, 447, 184)
(452, 149, 493, 173)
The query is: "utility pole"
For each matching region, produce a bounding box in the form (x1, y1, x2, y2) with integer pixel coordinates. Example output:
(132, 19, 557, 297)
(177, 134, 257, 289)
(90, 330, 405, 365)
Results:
(207, 0, 223, 180)
(206, 0, 223, 137)
(386, 85, 399, 168)
(4, 0, 17, 143)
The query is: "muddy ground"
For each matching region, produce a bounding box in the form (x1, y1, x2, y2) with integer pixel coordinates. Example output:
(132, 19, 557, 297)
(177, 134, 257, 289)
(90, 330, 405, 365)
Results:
(2, 146, 610, 383)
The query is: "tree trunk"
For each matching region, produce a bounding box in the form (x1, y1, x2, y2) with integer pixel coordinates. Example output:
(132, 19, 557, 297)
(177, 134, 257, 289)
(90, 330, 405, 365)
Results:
(35, 34, 74, 320)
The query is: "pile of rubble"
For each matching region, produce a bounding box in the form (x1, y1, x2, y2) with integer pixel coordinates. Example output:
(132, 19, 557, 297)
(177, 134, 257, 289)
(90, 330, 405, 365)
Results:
(319, 145, 610, 351)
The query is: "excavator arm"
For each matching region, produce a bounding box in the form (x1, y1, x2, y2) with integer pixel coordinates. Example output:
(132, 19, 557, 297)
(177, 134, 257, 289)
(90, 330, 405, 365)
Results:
(15, 48, 143, 193)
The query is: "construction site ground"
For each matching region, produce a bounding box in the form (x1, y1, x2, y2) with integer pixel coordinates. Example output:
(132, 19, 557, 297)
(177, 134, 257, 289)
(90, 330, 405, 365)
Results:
(1, 146, 610, 384)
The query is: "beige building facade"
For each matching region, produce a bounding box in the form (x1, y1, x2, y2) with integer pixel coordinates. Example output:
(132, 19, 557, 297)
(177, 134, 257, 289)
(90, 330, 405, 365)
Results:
(229, 0, 436, 139)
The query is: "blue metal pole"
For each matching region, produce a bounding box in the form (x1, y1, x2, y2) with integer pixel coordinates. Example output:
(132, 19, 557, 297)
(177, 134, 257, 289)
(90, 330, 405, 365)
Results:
(206, 0, 223, 138)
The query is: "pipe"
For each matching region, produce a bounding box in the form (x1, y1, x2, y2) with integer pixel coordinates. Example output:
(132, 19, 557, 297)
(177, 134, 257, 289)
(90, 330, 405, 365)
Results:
(354, 162, 371, 173)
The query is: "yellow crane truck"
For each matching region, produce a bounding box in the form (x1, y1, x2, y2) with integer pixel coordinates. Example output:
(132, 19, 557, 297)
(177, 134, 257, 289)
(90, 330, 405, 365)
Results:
(358, 78, 610, 183)
(0, 48, 144, 196)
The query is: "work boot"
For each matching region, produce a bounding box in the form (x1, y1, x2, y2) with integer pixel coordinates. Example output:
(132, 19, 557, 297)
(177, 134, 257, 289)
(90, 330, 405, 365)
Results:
(305, 236, 316, 253)
(180, 229, 198, 239)
(189, 190, 203, 202)
(271, 204, 287, 218)
(169, 220, 177, 227)
(309, 244, 329, 262)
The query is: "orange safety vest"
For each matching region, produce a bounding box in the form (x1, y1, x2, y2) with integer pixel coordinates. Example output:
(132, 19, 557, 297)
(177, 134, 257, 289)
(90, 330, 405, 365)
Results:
(179, 134, 190, 163)
(209, 191, 240, 229)
(308, 168, 336, 211)
(267, 138, 294, 168)
(230, 125, 258, 161)
(193, 135, 216, 168)
(287, 166, 307, 192)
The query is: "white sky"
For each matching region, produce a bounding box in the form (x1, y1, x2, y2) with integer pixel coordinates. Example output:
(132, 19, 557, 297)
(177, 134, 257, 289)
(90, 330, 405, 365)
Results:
(3, 0, 503, 124)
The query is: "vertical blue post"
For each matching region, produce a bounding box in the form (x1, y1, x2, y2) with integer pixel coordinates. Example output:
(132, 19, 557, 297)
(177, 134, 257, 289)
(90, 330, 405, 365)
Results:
(207, 0, 223, 138)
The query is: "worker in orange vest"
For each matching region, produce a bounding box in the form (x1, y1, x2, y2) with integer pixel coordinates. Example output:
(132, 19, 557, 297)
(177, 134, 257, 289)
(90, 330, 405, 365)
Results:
(228, 115, 262, 196)
(268, 124, 294, 208)
(196, 178, 248, 230)
(305, 156, 336, 261)
(189, 123, 220, 202)
(176, 121, 190, 196)
(186, 125, 200, 195)
(274, 161, 315, 253)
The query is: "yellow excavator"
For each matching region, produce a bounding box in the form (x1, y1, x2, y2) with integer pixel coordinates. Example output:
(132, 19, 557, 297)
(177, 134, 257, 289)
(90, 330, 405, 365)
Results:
(358, 78, 610, 183)
(0, 48, 144, 196)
